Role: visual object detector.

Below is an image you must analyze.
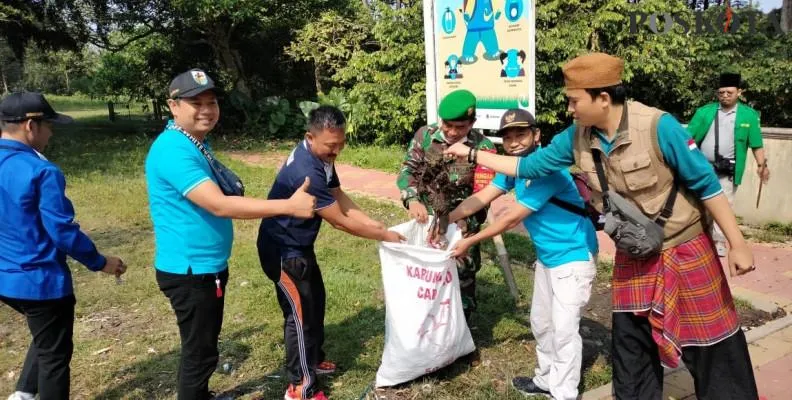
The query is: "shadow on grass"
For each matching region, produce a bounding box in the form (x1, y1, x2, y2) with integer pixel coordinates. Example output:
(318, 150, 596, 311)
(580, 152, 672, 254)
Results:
(211, 306, 387, 399)
(46, 115, 273, 180)
(44, 116, 162, 179)
(93, 325, 261, 400)
(481, 231, 612, 393)
(216, 268, 533, 399)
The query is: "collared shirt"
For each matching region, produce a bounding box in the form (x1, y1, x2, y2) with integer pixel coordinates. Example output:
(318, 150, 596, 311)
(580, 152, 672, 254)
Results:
(145, 121, 234, 275)
(491, 170, 598, 268)
(440, 132, 469, 145)
(258, 140, 340, 259)
(516, 114, 723, 201)
(0, 139, 106, 300)
(699, 105, 737, 162)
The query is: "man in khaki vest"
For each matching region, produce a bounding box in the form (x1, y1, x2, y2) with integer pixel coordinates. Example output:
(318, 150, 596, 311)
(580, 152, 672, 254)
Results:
(444, 53, 758, 400)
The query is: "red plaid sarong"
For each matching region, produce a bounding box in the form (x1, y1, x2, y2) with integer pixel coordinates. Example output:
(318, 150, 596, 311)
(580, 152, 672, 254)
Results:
(612, 232, 740, 368)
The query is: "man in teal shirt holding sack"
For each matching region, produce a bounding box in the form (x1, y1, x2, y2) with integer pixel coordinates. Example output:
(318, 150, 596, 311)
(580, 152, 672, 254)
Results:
(687, 72, 770, 256)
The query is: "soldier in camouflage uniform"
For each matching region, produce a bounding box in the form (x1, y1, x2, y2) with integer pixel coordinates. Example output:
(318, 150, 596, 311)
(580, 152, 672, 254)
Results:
(397, 89, 495, 320)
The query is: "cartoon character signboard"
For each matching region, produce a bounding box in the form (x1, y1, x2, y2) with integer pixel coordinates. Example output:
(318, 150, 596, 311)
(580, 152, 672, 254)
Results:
(428, 0, 535, 130)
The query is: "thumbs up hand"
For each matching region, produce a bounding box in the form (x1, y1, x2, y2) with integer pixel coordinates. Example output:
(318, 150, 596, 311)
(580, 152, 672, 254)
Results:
(289, 177, 316, 219)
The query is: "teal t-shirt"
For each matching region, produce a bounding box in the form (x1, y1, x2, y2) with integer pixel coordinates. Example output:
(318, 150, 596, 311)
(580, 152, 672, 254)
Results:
(145, 123, 233, 274)
(491, 170, 598, 268)
(516, 114, 722, 200)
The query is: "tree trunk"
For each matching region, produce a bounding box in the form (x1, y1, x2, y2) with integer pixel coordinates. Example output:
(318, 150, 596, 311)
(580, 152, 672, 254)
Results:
(1, 67, 7, 95)
(206, 24, 251, 97)
(64, 69, 70, 93)
(314, 63, 324, 94)
(783, 0, 792, 33)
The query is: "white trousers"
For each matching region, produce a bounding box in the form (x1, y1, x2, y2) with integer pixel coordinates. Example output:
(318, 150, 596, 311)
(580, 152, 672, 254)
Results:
(712, 175, 738, 244)
(531, 257, 597, 400)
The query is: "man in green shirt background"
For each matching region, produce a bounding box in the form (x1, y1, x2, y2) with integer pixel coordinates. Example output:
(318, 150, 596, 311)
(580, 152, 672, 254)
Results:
(687, 72, 770, 256)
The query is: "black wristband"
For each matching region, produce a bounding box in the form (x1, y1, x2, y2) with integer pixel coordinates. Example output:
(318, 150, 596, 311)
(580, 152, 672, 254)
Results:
(467, 146, 474, 163)
(472, 147, 479, 164)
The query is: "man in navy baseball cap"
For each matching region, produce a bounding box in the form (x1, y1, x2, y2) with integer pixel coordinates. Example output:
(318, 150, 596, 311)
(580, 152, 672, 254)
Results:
(168, 68, 216, 99)
(0, 91, 74, 125)
(1, 91, 127, 400)
(0, 92, 75, 154)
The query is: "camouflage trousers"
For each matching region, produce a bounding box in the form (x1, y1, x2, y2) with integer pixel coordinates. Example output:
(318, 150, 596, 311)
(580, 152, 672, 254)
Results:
(457, 240, 482, 320)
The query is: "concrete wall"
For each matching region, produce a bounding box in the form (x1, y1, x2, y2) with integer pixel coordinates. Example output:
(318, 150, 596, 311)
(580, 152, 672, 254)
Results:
(734, 129, 792, 224)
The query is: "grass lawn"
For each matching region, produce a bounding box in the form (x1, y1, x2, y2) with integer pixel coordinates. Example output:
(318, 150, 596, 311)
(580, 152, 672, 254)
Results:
(2, 100, 778, 399)
(215, 137, 406, 175)
(1, 111, 614, 399)
(743, 221, 792, 244)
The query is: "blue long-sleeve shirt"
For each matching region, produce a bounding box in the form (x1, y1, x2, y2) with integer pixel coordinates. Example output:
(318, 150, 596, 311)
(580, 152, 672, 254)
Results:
(0, 139, 105, 300)
(515, 114, 723, 200)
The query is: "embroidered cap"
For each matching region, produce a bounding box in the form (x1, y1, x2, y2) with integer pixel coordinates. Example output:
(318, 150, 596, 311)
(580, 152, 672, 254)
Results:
(496, 108, 536, 136)
(168, 68, 216, 99)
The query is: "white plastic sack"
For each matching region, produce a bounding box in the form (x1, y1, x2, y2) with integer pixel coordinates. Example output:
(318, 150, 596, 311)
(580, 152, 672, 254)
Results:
(375, 219, 476, 387)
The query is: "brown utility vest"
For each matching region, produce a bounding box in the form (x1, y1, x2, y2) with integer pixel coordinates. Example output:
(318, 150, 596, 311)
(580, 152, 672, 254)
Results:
(573, 101, 707, 249)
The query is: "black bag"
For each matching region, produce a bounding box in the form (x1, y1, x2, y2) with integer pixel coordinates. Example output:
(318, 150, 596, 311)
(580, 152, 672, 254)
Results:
(712, 111, 736, 176)
(548, 172, 605, 231)
(176, 128, 245, 197)
(592, 150, 678, 258)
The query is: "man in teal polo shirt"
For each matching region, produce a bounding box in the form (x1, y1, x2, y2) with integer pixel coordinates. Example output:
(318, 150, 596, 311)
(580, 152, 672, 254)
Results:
(687, 72, 770, 256)
(145, 68, 315, 399)
(446, 108, 598, 400)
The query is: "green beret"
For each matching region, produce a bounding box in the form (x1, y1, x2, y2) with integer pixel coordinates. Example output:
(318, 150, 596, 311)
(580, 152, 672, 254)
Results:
(438, 89, 476, 121)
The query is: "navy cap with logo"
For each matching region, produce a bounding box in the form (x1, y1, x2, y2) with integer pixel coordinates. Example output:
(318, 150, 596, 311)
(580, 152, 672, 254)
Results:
(496, 108, 536, 136)
(0, 92, 73, 124)
(168, 68, 216, 99)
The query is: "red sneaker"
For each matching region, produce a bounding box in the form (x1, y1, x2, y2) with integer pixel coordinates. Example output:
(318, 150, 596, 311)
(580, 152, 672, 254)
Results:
(316, 360, 337, 375)
(284, 384, 329, 400)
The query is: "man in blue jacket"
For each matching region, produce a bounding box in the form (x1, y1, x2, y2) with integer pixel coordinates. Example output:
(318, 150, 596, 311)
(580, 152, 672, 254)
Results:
(0, 92, 127, 400)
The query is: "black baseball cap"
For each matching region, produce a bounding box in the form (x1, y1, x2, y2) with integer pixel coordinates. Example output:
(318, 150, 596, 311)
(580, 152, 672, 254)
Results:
(0, 92, 73, 124)
(168, 68, 216, 99)
(496, 108, 536, 136)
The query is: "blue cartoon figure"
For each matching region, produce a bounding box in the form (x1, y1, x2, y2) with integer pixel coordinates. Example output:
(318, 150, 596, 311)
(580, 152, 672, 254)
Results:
(460, 0, 502, 64)
(442, 7, 456, 34)
(505, 0, 523, 23)
(444, 54, 463, 80)
(500, 49, 526, 78)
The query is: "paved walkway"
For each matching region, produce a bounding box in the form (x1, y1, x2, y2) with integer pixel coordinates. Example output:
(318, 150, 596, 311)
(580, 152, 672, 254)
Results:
(231, 152, 792, 400)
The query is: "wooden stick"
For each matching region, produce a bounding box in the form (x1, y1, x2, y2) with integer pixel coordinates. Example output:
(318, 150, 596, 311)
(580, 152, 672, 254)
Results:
(492, 233, 519, 302)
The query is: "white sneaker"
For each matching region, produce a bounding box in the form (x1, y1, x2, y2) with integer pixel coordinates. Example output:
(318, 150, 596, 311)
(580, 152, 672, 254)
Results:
(715, 241, 728, 257)
(7, 392, 36, 400)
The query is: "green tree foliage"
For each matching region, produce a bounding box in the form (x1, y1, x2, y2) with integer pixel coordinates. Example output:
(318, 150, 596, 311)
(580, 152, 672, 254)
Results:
(90, 33, 178, 102)
(0, 0, 88, 58)
(0, 0, 789, 140)
(287, 9, 371, 95)
(0, 39, 22, 94)
(330, 1, 427, 144)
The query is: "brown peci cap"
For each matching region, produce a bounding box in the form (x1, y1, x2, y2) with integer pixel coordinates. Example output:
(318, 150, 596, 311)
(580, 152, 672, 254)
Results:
(562, 52, 624, 90)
